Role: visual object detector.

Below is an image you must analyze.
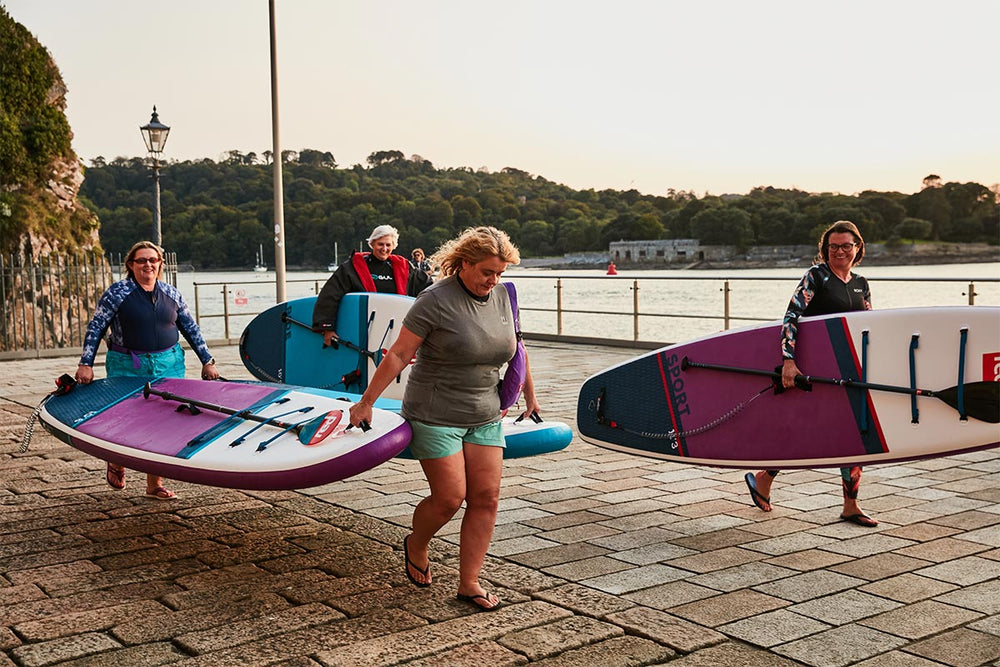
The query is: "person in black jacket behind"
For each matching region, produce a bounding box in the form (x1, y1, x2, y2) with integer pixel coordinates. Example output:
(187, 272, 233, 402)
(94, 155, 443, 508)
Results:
(744, 220, 879, 528)
(313, 225, 432, 346)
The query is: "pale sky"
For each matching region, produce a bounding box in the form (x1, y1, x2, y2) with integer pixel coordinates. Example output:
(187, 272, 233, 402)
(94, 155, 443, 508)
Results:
(5, 0, 998, 196)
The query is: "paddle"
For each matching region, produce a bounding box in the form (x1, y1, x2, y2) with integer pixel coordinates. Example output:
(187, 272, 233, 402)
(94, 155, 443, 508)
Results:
(142, 383, 371, 447)
(281, 312, 379, 361)
(680, 357, 999, 423)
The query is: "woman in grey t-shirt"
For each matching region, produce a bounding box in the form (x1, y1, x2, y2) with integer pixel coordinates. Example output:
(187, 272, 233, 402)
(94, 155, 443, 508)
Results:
(350, 226, 540, 612)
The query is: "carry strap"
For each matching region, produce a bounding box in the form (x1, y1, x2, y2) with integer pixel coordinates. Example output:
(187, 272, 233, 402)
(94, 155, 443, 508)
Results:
(503, 282, 521, 335)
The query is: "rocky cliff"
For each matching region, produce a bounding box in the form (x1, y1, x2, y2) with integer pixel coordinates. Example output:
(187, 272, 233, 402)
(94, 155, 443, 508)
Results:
(1, 6, 107, 354)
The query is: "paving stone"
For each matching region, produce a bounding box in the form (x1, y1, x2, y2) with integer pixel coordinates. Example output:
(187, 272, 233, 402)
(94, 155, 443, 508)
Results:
(112, 592, 291, 644)
(532, 583, 636, 618)
(788, 590, 902, 625)
(665, 546, 764, 573)
(0, 581, 181, 627)
(915, 555, 1000, 586)
(753, 569, 865, 603)
(742, 531, 839, 556)
(852, 652, 949, 666)
(959, 524, 1000, 548)
(579, 563, 690, 595)
(718, 608, 830, 648)
(506, 542, 610, 569)
(46, 641, 189, 667)
(13, 599, 168, 641)
(528, 635, 674, 666)
(312, 601, 570, 665)
(498, 616, 623, 660)
(175, 602, 345, 654)
(623, 580, 720, 610)
(894, 536, 990, 562)
(905, 627, 1000, 666)
(670, 588, 788, 627)
(9, 631, 122, 667)
(765, 548, 853, 572)
(664, 641, 800, 666)
(688, 561, 797, 593)
(859, 600, 984, 639)
(774, 623, 909, 667)
(400, 640, 528, 667)
(829, 552, 930, 581)
(935, 578, 1000, 615)
(970, 614, 1000, 637)
(606, 606, 725, 653)
(859, 573, 958, 603)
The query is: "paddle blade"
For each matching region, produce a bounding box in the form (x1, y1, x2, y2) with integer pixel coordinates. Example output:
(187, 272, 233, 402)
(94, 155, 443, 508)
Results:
(936, 382, 1000, 423)
(298, 410, 346, 445)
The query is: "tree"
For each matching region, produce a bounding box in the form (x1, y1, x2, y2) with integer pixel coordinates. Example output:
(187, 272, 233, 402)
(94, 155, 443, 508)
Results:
(690, 207, 754, 248)
(894, 217, 932, 242)
(367, 150, 405, 167)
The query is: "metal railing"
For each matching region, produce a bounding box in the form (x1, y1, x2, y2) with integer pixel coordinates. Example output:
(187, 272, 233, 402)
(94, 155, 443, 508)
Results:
(0, 252, 178, 359)
(186, 273, 999, 348)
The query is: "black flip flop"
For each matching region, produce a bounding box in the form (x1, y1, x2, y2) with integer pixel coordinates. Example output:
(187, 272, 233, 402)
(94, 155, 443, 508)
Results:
(744, 472, 771, 512)
(403, 535, 431, 587)
(456, 592, 502, 612)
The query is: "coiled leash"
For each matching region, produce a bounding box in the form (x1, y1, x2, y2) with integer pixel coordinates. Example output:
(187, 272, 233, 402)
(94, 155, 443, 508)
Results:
(20, 374, 77, 453)
(593, 382, 775, 447)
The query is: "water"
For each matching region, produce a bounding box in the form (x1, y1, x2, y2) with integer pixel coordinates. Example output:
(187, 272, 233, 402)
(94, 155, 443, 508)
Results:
(178, 263, 1000, 344)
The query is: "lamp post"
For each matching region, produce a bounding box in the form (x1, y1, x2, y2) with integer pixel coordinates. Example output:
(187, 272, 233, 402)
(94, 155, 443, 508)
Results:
(140, 106, 170, 247)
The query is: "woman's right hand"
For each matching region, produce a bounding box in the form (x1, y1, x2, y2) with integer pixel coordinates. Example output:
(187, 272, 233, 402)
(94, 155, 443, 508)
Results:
(349, 400, 373, 429)
(75, 365, 93, 384)
(781, 359, 801, 389)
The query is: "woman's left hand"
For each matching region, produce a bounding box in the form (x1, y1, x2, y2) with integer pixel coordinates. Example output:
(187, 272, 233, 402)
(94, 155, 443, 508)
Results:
(518, 394, 541, 421)
(201, 362, 220, 381)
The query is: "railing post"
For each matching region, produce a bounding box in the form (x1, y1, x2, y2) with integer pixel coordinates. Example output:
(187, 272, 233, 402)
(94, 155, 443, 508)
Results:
(632, 279, 639, 341)
(193, 283, 201, 327)
(222, 283, 231, 340)
(723, 279, 731, 330)
(968, 282, 977, 305)
(556, 278, 563, 335)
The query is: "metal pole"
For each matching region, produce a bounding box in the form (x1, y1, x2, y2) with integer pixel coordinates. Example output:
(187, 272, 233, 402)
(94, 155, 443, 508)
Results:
(152, 160, 162, 246)
(723, 280, 731, 330)
(556, 278, 563, 335)
(269, 0, 287, 303)
(632, 279, 639, 341)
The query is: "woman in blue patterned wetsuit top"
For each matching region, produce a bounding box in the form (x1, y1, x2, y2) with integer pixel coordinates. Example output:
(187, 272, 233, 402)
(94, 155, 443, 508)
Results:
(744, 221, 878, 527)
(349, 227, 541, 612)
(74, 241, 219, 500)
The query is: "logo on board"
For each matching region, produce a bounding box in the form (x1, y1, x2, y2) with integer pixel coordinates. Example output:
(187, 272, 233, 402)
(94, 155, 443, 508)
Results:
(985, 353, 1000, 382)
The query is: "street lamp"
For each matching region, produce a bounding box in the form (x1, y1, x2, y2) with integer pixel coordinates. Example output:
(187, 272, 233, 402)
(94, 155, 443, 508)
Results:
(140, 106, 170, 246)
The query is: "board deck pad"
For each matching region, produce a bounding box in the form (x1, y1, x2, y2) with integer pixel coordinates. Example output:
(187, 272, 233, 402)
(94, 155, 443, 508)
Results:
(40, 378, 412, 490)
(577, 306, 1000, 469)
(240, 293, 414, 399)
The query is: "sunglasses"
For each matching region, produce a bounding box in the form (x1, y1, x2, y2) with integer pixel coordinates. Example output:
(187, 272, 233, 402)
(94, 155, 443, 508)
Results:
(827, 243, 857, 252)
(130, 257, 161, 265)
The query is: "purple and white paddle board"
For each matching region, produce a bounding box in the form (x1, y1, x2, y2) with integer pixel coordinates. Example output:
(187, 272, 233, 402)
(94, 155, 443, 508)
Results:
(577, 306, 999, 469)
(39, 377, 412, 490)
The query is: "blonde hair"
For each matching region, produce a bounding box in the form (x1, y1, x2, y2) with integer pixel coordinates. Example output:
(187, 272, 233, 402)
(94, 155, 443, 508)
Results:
(815, 220, 865, 266)
(124, 241, 165, 280)
(431, 226, 520, 278)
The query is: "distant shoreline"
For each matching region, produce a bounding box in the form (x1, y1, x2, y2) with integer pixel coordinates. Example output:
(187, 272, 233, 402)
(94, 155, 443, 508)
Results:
(521, 242, 1000, 271)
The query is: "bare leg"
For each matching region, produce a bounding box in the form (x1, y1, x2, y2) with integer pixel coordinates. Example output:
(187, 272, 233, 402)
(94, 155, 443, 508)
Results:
(455, 443, 503, 605)
(840, 466, 877, 526)
(409, 451, 469, 586)
(753, 470, 778, 511)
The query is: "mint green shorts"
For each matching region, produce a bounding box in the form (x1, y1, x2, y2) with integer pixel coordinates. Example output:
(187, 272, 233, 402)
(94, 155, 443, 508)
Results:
(407, 419, 505, 460)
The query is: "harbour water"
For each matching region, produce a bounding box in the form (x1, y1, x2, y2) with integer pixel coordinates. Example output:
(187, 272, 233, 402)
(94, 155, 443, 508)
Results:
(178, 262, 1000, 344)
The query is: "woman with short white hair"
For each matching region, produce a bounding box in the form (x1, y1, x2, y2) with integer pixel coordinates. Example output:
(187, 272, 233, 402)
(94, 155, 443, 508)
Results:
(313, 224, 431, 346)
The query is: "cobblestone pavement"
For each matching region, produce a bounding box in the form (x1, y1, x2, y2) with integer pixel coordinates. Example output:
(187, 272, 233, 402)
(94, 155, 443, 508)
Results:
(1, 341, 998, 666)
